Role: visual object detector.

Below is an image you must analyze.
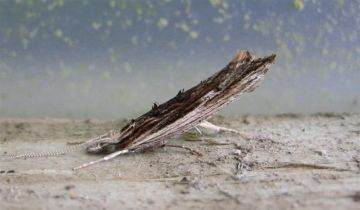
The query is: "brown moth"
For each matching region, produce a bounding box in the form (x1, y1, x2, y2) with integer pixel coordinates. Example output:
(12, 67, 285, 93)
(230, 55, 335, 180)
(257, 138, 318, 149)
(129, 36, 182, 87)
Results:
(5, 51, 276, 170)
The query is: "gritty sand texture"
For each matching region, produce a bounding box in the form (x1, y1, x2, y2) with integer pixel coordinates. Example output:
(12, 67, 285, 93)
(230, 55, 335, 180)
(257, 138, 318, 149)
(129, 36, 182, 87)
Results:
(1, 114, 360, 210)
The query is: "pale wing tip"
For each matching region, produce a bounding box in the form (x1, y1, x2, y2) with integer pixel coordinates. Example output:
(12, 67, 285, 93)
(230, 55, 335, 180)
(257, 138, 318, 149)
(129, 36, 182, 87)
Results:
(231, 50, 252, 64)
(231, 51, 276, 65)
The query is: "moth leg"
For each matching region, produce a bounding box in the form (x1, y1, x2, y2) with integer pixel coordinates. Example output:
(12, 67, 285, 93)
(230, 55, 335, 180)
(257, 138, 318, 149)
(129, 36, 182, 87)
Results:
(165, 144, 203, 157)
(194, 126, 203, 135)
(198, 120, 249, 139)
(73, 149, 130, 170)
(134, 140, 203, 156)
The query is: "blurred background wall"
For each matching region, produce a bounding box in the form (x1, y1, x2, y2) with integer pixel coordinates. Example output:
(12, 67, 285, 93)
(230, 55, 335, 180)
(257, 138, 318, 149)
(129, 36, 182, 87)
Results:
(0, 0, 359, 119)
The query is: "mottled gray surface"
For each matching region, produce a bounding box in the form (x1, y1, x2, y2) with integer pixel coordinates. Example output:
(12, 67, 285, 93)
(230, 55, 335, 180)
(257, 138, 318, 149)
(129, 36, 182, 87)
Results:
(1, 114, 360, 210)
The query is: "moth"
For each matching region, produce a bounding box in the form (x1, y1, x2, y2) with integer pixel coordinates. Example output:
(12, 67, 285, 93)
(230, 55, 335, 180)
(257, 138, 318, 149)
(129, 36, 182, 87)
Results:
(5, 51, 276, 170)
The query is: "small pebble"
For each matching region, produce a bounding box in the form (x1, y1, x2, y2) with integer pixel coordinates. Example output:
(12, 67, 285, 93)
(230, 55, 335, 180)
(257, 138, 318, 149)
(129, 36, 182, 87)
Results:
(69, 191, 78, 199)
(65, 184, 75, 191)
(315, 150, 328, 156)
(180, 177, 189, 183)
(233, 150, 242, 156)
(53, 195, 65, 199)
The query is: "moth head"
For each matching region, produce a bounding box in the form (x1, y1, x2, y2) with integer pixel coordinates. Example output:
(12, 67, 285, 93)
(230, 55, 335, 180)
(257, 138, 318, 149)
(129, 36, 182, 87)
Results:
(86, 130, 120, 154)
(86, 142, 115, 154)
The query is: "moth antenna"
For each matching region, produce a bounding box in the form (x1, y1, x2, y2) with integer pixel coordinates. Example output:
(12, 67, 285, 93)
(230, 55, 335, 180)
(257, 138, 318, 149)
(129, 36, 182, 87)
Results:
(2, 141, 86, 160)
(1, 133, 113, 160)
